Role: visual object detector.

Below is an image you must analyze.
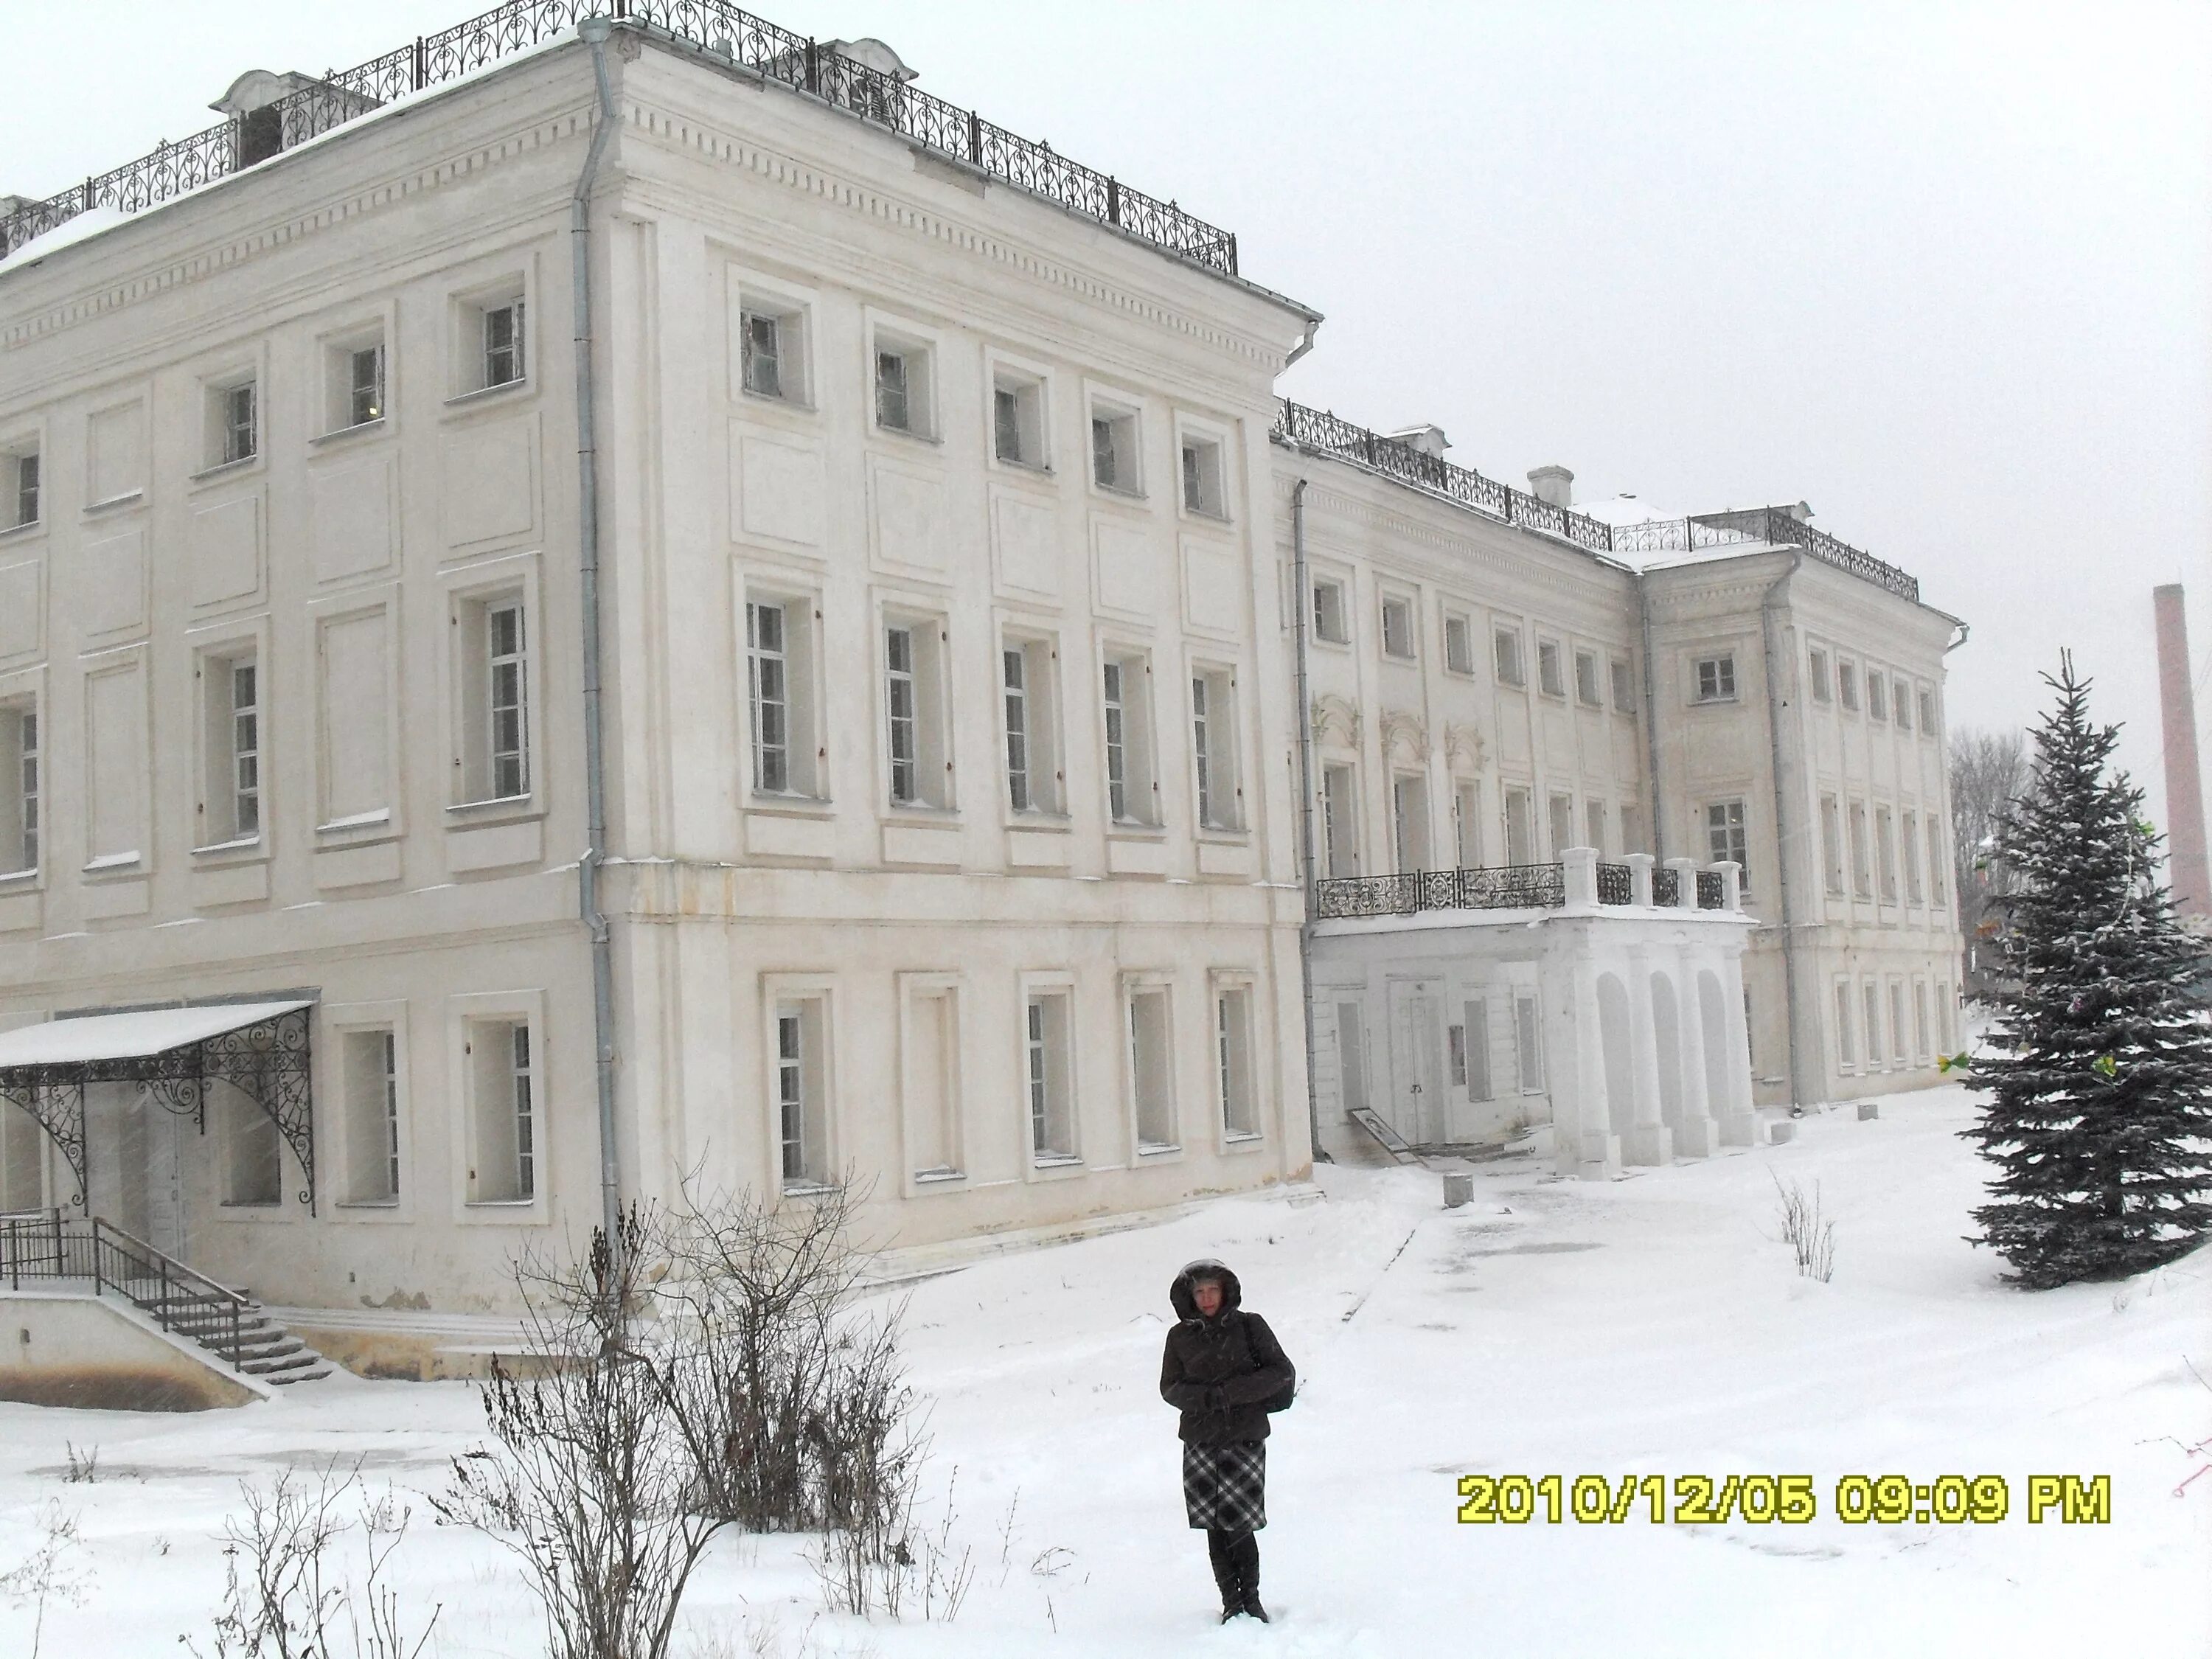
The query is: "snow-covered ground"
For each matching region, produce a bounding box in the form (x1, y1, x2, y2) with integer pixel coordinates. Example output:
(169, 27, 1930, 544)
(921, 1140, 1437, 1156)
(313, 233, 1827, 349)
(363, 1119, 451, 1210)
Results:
(3, 1082, 2206, 1658)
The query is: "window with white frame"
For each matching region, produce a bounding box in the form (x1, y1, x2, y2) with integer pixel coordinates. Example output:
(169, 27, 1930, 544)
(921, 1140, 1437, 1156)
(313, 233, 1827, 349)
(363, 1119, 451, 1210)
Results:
(1574, 648, 1603, 708)
(1090, 399, 1141, 494)
(1862, 981, 1884, 1070)
(323, 329, 386, 433)
(466, 1018, 535, 1202)
(747, 593, 823, 798)
(774, 996, 830, 1189)
(904, 984, 960, 1180)
(455, 283, 527, 395)
(1548, 791, 1574, 858)
(0, 701, 36, 874)
(1913, 981, 1931, 1062)
(1917, 686, 1938, 734)
(992, 369, 1046, 467)
(885, 616, 952, 809)
(201, 650, 261, 844)
(1191, 666, 1239, 831)
(1903, 808, 1924, 902)
(1444, 613, 1475, 675)
(1834, 980, 1857, 1069)
(1026, 989, 1077, 1162)
(1584, 799, 1607, 858)
(204, 375, 258, 470)
(1128, 985, 1176, 1152)
(1888, 980, 1907, 1064)
(1537, 639, 1566, 698)
(1380, 595, 1415, 661)
(1494, 624, 1526, 687)
(740, 296, 810, 403)
(454, 591, 530, 802)
(1461, 997, 1494, 1100)
(1611, 655, 1636, 713)
(1820, 793, 1845, 894)
(1503, 786, 1534, 865)
(1312, 579, 1350, 645)
(1875, 805, 1899, 902)
(1003, 634, 1060, 813)
(1, 442, 36, 529)
(1216, 984, 1259, 1138)
(1453, 779, 1481, 868)
(1102, 650, 1158, 825)
(1394, 774, 1430, 873)
(1928, 816, 1948, 907)
(1868, 672, 1889, 723)
(1336, 1001, 1369, 1113)
(1694, 653, 1736, 703)
(1514, 990, 1544, 1092)
(1809, 647, 1832, 703)
(1322, 762, 1358, 876)
(1705, 799, 1748, 883)
(1180, 433, 1226, 517)
(342, 1028, 402, 1204)
(1838, 658, 1860, 712)
(873, 334, 934, 437)
(1849, 801, 1871, 896)
(1895, 679, 1913, 731)
(220, 1082, 282, 1206)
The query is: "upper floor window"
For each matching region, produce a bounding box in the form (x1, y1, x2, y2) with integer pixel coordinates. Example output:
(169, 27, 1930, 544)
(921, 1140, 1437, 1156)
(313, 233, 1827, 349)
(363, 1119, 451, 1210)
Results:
(1820, 793, 1844, 894)
(1002, 634, 1061, 814)
(1610, 656, 1635, 714)
(1321, 762, 1359, 877)
(204, 375, 258, 470)
(455, 282, 527, 396)
(4, 442, 41, 529)
(746, 594, 821, 798)
(1849, 800, 1871, 896)
(347, 344, 386, 428)
(0, 701, 35, 875)
(201, 650, 261, 845)
(1091, 400, 1141, 495)
(1705, 799, 1748, 885)
(1917, 686, 1938, 734)
(741, 311, 787, 400)
(483, 300, 525, 390)
(885, 617, 952, 809)
(1537, 639, 1566, 699)
(1809, 647, 1832, 703)
(1444, 614, 1475, 675)
(1312, 579, 1350, 645)
(1868, 672, 1889, 723)
(1180, 434, 1226, 518)
(1380, 596, 1415, 661)
(1191, 667, 1240, 831)
(1102, 651, 1158, 826)
(736, 288, 810, 406)
(454, 588, 531, 803)
(1694, 653, 1736, 703)
(1894, 678, 1913, 731)
(1838, 658, 1860, 712)
(1573, 648, 1603, 708)
(1494, 625, 1526, 687)
(993, 369, 1046, 467)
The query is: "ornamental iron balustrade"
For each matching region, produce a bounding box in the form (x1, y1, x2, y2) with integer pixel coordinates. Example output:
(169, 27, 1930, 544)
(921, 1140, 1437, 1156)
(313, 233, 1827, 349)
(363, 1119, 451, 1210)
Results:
(1, 0, 1238, 277)
(1271, 401, 1921, 603)
(1652, 866, 1683, 908)
(1696, 869, 1727, 910)
(1314, 862, 1567, 919)
(1, 1209, 250, 1370)
(0, 1004, 316, 1213)
(1595, 861, 1633, 905)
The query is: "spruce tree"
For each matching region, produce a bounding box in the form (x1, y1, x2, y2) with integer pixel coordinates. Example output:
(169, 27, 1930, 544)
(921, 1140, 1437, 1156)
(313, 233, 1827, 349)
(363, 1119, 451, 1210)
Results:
(1962, 655, 2212, 1287)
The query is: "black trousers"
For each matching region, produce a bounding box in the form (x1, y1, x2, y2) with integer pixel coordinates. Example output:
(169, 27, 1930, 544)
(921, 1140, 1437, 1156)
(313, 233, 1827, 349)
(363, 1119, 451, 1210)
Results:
(1206, 1526, 1260, 1603)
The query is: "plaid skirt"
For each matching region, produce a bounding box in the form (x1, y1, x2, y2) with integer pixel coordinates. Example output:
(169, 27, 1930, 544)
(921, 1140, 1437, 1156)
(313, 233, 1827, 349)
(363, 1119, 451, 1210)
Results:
(1182, 1439, 1267, 1531)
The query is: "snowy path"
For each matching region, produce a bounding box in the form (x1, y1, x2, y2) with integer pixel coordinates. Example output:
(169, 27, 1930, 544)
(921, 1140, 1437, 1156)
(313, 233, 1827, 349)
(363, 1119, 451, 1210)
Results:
(2, 1082, 2205, 1657)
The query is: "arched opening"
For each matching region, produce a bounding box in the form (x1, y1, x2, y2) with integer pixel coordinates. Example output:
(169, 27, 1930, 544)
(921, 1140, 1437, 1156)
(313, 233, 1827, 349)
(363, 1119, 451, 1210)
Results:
(1650, 971, 1683, 1127)
(1596, 973, 1634, 1135)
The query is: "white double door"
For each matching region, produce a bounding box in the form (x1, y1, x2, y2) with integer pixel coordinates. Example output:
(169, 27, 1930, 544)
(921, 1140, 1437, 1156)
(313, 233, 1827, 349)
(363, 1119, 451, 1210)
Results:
(1385, 981, 1446, 1149)
(82, 1082, 186, 1259)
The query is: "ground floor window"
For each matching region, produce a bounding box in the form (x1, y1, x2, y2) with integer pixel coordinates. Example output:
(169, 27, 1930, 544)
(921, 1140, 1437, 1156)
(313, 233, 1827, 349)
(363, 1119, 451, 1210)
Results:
(1216, 985, 1258, 1138)
(342, 1028, 401, 1203)
(1128, 986, 1177, 1152)
(467, 1018, 536, 1203)
(775, 998, 830, 1189)
(1026, 990, 1077, 1163)
(1834, 980, 1857, 1071)
(1514, 992, 1543, 1093)
(1862, 981, 1884, 1072)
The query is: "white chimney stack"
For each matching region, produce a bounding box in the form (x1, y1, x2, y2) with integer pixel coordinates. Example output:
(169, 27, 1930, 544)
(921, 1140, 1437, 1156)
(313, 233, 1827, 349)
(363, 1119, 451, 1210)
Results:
(1527, 465, 1573, 509)
(1387, 424, 1449, 459)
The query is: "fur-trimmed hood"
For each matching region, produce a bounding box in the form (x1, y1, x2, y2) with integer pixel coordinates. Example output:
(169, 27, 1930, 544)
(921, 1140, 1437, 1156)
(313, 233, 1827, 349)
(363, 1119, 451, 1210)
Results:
(1169, 1258, 1243, 1323)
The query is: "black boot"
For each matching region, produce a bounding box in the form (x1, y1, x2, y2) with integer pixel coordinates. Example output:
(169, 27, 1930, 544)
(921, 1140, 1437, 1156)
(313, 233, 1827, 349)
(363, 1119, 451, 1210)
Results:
(1206, 1529, 1245, 1621)
(1231, 1531, 1267, 1621)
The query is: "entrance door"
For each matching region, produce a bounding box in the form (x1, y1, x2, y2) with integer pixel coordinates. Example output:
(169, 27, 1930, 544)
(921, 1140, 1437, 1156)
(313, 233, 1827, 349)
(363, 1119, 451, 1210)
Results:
(80, 1083, 185, 1256)
(1386, 981, 1444, 1148)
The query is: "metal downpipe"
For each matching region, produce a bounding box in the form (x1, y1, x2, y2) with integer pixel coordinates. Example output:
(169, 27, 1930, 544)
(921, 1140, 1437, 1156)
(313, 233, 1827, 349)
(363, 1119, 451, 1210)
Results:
(1290, 479, 1327, 1164)
(1759, 553, 1808, 1113)
(574, 17, 622, 1250)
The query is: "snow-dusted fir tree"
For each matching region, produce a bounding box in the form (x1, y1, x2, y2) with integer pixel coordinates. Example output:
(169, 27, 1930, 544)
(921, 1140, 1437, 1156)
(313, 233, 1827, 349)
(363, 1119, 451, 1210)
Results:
(1962, 655, 2212, 1287)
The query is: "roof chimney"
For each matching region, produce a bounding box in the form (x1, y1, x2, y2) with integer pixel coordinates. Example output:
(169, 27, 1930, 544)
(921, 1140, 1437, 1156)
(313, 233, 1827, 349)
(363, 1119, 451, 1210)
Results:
(1784, 500, 1814, 523)
(824, 39, 918, 81)
(1386, 424, 1449, 459)
(1527, 465, 1573, 509)
(0, 195, 33, 218)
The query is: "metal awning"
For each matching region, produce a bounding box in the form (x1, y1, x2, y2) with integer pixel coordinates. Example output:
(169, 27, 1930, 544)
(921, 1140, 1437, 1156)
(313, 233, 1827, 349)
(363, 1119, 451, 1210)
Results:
(0, 1000, 316, 1213)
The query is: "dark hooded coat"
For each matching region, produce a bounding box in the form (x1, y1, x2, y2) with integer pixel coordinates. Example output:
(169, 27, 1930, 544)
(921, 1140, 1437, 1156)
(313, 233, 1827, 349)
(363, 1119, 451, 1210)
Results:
(1159, 1259, 1295, 1446)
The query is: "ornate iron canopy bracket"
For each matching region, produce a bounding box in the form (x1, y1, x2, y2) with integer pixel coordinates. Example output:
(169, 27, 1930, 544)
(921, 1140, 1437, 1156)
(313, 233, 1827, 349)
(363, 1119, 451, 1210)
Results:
(203, 1006, 316, 1213)
(0, 1078, 87, 1209)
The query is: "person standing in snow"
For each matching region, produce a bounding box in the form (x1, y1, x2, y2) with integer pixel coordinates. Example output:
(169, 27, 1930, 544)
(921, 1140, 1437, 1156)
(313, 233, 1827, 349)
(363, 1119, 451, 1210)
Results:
(1159, 1258, 1295, 1623)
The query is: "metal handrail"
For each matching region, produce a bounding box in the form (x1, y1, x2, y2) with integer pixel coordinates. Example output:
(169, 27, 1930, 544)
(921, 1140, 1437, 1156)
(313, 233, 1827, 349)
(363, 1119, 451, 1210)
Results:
(1, 1211, 248, 1370)
(1, 0, 1238, 275)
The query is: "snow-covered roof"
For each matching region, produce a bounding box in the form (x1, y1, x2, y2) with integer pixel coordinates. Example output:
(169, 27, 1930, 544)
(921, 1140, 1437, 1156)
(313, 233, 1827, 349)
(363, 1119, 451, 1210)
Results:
(0, 1000, 312, 1068)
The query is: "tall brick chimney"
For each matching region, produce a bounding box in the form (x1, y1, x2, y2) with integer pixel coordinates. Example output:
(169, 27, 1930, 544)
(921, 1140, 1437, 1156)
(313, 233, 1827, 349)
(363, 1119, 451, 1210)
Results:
(2153, 584, 2208, 919)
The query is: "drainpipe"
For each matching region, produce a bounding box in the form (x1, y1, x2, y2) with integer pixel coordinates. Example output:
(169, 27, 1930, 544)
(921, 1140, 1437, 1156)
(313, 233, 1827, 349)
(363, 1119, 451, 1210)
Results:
(1759, 553, 1807, 1113)
(1637, 572, 1664, 859)
(574, 17, 622, 1251)
(1290, 479, 1328, 1164)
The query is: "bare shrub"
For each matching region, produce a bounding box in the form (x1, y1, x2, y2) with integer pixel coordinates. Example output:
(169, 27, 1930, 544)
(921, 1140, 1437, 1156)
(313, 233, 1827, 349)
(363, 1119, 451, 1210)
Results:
(60, 1443, 97, 1484)
(1772, 1172, 1838, 1281)
(1, 1499, 91, 1659)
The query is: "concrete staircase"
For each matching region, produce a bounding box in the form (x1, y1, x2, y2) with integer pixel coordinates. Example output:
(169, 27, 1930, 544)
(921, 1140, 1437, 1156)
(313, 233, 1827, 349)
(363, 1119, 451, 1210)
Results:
(150, 1288, 333, 1385)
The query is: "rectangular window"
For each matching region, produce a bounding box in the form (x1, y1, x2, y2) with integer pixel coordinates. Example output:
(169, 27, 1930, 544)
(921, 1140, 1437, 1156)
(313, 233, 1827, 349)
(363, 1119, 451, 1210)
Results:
(1447, 1021, 1467, 1088)
(0, 704, 36, 874)
(1444, 615, 1475, 675)
(1026, 991, 1077, 1161)
(483, 299, 525, 389)
(993, 372, 1046, 467)
(1129, 987, 1176, 1151)
(905, 987, 961, 1180)
(1820, 794, 1844, 894)
(1903, 808, 1924, 902)
(874, 333, 936, 437)
(487, 599, 529, 799)
(1913, 981, 1931, 1062)
(1876, 806, 1899, 902)
(1809, 647, 1832, 703)
(1849, 801, 1871, 896)
(748, 600, 790, 794)
(875, 349, 912, 432)
(4, 448, 37, 529)
(1834, 981, 1857, 1068)
(1585, 799, 1607, 858)
(1895, 679, 1913, 731)
(1453, 779, 1481, 868)
(343, 1029, 401, 1203)
(467, 1018, 535, 1203)
(741, 310, 785, 399)
(1322, 762, 1358, 876)
(1868, 672, 1889, 723)
(1463, 998, 1494, 1101)
(1548, 791, 1575, 858)
(1337, 1001, 1369, 1113)
(1694, 654, 1736, 703)
(1394, 773, 1430, 874)
(1003, 639, 1060, 813)
(1705, 799, 1748, 883)
(1918, 686, 1938, 734)
(229, 658, 260, 840)
(205, 378, 257, 469)
(1537, 639, 1565, 698)
(887, 626, 919, 804)
(737, 292, 808, 403)
(1503, 786, 1533, 865)
(1494, 626, 1526, 687)
(1380, 596, 1415, 661)
(1514, 991, 1544, 1093)
(1192, 667, 1239, 831)
(1312, 580, 1349, 645)
(1217, 987, 1258, 1138)
(1888, 981, 1907, 1064)
(1574, 649, 1603, 708)
(885, 619, 951, 809)
(1928, 817, 1948, 907)
(775, 998, 830, 1188)
(1611, 656, 1636, 714)
(1863, 981, 1884, 1070)
(1839, 659, 1860, 712)
(199, 650, 260, 844)
(349, 344, 386, 428)
(1180, 435, 1225, 517)
(1102, 652, 1156, 825)
(1091, 402, 1140, 493)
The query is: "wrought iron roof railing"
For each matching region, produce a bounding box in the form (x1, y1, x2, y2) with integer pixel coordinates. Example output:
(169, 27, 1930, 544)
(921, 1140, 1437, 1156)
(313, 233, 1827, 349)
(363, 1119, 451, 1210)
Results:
(1313, 860, 1738, 920)
(1, 0, 1238, 276)
(1272, 400, 1921, 604)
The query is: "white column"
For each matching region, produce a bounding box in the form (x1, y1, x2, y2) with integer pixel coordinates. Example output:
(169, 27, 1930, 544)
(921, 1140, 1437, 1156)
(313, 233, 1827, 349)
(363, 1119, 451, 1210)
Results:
(1626, 852, 1655, 908)
(1671, 943, 1719, 1157)
(1665, 855, 1700, 912)
(1563, 846, 1600, 913)
(1621, 942, 1673, 1166)
(1568, 957, 1621, 1180)
(1717, 945, 1759, 1144)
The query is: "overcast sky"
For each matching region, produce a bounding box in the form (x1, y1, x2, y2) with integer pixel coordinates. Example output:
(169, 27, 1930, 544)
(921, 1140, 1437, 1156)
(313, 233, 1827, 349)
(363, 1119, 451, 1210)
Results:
(8, 2, 2207, 823)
